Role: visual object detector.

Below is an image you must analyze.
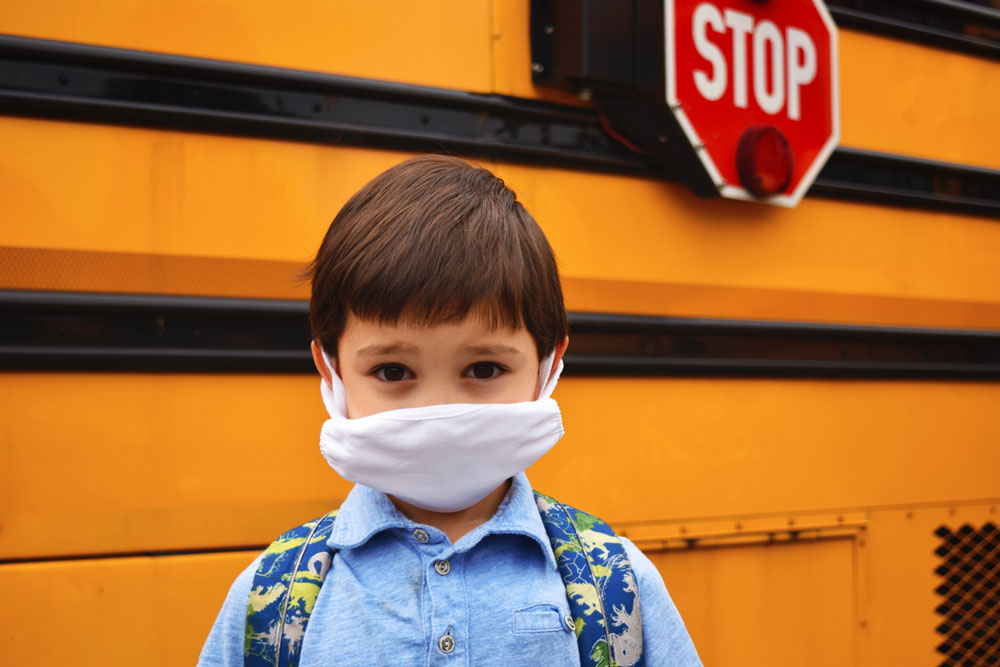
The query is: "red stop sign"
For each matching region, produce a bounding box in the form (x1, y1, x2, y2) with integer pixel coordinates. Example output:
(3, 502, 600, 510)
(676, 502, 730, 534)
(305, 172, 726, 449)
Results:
(666, 0, 839, 206)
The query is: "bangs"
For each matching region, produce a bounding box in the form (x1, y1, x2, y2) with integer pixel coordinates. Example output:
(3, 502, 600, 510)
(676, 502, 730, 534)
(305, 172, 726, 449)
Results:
(352, 289, 524, 334)
(342, 210, 529, 333)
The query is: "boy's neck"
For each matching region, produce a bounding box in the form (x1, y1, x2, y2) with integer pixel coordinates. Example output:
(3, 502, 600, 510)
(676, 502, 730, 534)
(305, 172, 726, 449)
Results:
(389, 478, 513, 545)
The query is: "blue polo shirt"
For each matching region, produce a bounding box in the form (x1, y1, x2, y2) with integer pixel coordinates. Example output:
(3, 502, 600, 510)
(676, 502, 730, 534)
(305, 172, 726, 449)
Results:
(199, 473, 702, 666)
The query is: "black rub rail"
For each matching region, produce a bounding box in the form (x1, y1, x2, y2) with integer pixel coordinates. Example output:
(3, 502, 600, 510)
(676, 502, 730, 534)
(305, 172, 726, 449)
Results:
(0, 34, 998, 218)
(4, 290, 1000, 380)
(826, 0, 1000, 61)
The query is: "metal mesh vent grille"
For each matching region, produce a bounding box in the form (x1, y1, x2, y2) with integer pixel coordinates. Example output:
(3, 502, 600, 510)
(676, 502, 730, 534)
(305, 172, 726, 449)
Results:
(935, 523, 1000, 667)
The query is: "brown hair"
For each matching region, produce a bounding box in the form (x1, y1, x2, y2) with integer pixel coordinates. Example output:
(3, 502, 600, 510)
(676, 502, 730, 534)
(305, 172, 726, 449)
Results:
(307, 155, 568, 359)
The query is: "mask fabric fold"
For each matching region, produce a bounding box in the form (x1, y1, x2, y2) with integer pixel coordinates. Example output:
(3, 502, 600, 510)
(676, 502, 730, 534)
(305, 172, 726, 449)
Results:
(318, 349, 564, 512)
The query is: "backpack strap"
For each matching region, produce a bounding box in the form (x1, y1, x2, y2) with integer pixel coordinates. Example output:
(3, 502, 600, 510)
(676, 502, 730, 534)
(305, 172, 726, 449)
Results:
(244, 510, 338, 667)
(244, 494, 644, 667)
(534, 491, 645, 667)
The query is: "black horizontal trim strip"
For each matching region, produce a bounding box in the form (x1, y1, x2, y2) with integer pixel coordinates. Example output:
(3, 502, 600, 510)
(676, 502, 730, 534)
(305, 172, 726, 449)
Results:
(567, 310, 1000, 338)
(4, 290, 1000, 380)
(0, 33, 645, 174)
(0, 346, 312, 373)
(0, 289, 309, 314)
(811, 146, 1000, 218)
(0, 543, 267, 566)
(827, 0, 1000, 61)
(0, 35, 998, 216)
(566, 356, 1000, 379)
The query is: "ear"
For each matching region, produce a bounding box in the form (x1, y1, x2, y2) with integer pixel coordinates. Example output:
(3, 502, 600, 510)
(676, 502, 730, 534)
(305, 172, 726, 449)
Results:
(310, 340, 336, 388)
(547, 335, 570, 386)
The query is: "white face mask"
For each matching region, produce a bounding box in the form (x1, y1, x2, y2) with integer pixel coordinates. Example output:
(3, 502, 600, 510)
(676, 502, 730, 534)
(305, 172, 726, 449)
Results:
(318, 349, 564, 512)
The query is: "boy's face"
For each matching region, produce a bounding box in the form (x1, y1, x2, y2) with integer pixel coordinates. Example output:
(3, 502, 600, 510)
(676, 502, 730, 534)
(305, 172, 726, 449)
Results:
(325, 312, 546, 418)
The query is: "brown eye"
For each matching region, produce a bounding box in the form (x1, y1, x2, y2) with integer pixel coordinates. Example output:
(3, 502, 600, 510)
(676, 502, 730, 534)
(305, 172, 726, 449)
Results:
(375, 365, 410, 382)
(469, 363, 500, 379)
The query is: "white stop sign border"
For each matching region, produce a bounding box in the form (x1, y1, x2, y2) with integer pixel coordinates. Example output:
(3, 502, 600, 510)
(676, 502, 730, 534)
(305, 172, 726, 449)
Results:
(664, 0, 840, 207)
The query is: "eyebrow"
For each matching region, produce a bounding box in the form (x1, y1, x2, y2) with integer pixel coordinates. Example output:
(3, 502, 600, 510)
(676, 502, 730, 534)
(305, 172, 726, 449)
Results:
(462, 344, 523, 356)
(356, 343, 417, 358)
(355, 343, 523, 358)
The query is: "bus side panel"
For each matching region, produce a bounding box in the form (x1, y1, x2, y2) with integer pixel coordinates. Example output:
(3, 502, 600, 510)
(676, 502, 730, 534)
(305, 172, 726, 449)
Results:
(4, 374, 1000, 558)
(3, 119, 1000, 329)
(649, 537, 857, 667)
(0, 0, 494, 93)
(0, 551, 258, 666)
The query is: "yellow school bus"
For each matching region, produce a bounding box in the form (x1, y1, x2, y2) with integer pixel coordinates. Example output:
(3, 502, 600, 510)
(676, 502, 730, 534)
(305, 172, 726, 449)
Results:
(1, 2, 999, 665)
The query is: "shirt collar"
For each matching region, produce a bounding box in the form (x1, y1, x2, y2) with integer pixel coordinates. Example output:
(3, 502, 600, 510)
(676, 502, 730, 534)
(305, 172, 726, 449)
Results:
(326, 472, 557, 570)
(325, 482, 410, 550)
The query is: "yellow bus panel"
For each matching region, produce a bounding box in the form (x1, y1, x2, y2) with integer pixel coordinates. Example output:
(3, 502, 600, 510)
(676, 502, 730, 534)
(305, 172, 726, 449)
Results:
(651, 536, 857, 667)
(3, 118, 1000, 330)
(4, 373, 1000, 560)
(0, 0, 494, 93)
(0, 550, 257, 666)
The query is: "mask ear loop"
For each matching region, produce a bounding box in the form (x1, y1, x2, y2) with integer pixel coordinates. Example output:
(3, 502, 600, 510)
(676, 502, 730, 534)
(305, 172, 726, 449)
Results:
(319, 349, 348, 418)
(536, 350, 563, 401)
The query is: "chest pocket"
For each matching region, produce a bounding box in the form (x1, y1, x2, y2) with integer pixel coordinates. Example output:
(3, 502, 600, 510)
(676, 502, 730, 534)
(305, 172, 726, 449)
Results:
(512, 603, 571, 634)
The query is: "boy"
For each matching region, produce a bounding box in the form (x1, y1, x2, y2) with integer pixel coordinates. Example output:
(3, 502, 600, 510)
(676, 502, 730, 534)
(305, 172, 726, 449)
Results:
(199, 155, 701, 666)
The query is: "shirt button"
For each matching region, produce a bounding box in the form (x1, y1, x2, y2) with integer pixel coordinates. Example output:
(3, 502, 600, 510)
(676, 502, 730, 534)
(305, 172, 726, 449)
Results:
(564, 614, 575, 632)
(433, 559, 451, 576)
(413, 528, 430, 543)
(438, 633, 455, 654)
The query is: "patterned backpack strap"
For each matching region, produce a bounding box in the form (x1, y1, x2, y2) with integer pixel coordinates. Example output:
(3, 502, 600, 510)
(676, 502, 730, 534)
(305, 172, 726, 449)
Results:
(534, 491, 645, 667)
(244, 511, 339, 667)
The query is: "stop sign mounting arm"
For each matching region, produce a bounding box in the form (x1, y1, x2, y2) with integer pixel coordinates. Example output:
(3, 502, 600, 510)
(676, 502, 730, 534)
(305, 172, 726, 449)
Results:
(594, 89, 720, 198)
